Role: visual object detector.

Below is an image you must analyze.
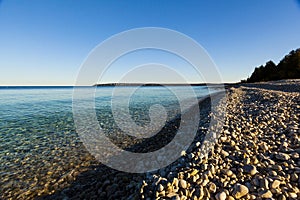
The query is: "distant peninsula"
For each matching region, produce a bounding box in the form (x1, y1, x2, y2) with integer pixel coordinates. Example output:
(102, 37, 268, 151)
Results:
(93, 83, 225, 87)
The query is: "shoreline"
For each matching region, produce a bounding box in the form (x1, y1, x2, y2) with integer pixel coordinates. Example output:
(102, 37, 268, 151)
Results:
(141, 80, 300, 200)
(39, 89, 217, 200)
(1, 80, 299, 199)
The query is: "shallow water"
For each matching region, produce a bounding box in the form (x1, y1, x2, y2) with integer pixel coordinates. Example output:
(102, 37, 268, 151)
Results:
(0, 85, 219, 198)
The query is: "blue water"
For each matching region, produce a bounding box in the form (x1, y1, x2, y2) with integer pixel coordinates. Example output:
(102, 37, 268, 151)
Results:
(0, 85, 219, 198)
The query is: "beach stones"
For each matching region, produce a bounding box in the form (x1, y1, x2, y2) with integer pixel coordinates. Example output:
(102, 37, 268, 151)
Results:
(259, 190, 273, 198)
(215, 191, 226, 200)
(140, 84, 300, 200)
(233, 184, 249, 199)
(271, 180, 281, 189)
(179, 179, 187, 189)
(243, 165, 257, 176)
(275, 152, 290, 161)
(208, 182, 217, 193)
(157, 184, 164, 192)
(221, 150, 229, 157)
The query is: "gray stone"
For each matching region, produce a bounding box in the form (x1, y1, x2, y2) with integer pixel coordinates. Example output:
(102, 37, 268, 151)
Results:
(243, 165, 257, 176)
(260, 178, 269, 189)
(291, 173, 298, 182)
(275, 152, 290, 161)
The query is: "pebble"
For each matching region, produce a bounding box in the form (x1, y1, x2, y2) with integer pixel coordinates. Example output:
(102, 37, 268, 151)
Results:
(139, 84, 300, 200)
(259, 190, 273, 198)
(275, 152, 290, 161)
(271, 180, 281, 189)
(260, 178, 269, 190)
(179, 179, 187, 189)
(208, 182, 216, 193)
(225, 169, 233, 177)
(221, 150, 229, 157)
(215, 191, 226, 200)
(233, 184, 249, 199)
(158, 184, 164, 192)
(243, 165, 257, 176)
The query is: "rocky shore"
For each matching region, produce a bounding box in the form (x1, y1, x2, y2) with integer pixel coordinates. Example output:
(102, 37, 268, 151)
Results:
(1, 81, 299, 200)
(141, 81, 300, 200)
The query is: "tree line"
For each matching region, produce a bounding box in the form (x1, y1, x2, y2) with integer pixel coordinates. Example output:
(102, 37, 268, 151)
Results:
(242, 48, 300, 83)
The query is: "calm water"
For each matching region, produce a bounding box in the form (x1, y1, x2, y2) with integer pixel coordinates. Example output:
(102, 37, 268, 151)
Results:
(0, 86, 219, 198)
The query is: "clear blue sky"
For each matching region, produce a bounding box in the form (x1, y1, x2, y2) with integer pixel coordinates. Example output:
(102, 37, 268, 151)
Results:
(1, 0, 300, 85)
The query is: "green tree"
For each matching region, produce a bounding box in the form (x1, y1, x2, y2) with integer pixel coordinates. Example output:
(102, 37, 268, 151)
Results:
(244, 48, 300, 83)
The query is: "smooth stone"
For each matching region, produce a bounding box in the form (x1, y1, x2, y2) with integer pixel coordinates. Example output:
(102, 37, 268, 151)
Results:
(226, 169, 233, 177)
(166, 192, 177, 198)
(278, 194, 286, 200)
(252, 177, 260, 186)
(259, 142, 268, 151)
(181, 151, 187, 156)
(288, 192, 297, 198)
(181, 196, 187, 200)
(275, 152, 290, 161)
(157, 184, 164, 192)
(174, 195, 181, 200)
(202, 179, 209, 186)
(199, 186, 204, 199)
(260, 178, 269, 189)
(190, 169, 199, 177)
(215, 192, 226, 200)
(172, 178, 179, 187)
(203, 187, 211, 198)
(208, 182, 217, 193)
(272, 164, 282, 171)
(159, 190, 166, 197)
(233, 183, 249, 199)
(179, 179, 187, 189)
(291, 173, 298, 182)
(243, 165, 257, 176)
(282, 141, 288, 148)
(271, 180, 281, 189)
(227, 196, 235, 200)
(259, 190, 272, 198)
(221, 150, 229, 157)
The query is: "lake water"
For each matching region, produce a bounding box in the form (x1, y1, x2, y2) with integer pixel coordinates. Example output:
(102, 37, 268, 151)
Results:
(0, 85, 219, 198)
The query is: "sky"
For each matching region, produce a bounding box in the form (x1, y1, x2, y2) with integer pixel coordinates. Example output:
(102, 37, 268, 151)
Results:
(0, 0, 300, 85)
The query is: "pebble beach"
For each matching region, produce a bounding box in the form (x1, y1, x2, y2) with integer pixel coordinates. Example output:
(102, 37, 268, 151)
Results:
(1, 80, 299, 200)
(141, 80, 300, 200)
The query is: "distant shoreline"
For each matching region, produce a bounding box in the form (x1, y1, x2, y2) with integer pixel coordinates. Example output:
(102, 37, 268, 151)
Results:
(93, 83, 234, 87)
(0, 83, 237, 89)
